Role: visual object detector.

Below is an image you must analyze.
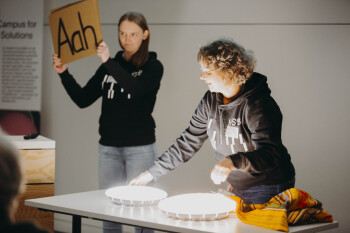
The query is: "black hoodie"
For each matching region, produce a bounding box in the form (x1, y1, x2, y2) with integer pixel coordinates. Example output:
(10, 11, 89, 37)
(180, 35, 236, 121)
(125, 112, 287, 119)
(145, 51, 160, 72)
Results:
(59, 51, 164, 146)
(148, 72, 295, 189)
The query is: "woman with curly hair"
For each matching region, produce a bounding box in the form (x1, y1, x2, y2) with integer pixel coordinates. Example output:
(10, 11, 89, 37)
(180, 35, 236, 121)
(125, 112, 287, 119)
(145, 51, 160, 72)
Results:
(130, 38, 295, 205)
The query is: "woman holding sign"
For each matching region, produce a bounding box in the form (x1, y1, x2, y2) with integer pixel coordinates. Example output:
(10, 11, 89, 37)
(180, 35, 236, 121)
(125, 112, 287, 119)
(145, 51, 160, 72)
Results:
(53, 11, 163, 233)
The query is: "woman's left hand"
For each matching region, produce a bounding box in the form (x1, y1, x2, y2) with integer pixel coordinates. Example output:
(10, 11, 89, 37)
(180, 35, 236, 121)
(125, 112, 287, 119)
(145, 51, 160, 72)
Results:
(97, 41, 110, 63)
(211, 158, 234, 185)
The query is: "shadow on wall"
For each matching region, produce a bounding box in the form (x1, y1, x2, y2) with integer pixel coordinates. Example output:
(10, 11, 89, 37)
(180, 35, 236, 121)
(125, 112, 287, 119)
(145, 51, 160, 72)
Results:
(0, 110, 40, 135)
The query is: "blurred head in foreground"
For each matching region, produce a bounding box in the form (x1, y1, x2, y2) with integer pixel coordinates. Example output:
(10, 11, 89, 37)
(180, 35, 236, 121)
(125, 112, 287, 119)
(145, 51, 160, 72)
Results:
(0, 132, 23, 224)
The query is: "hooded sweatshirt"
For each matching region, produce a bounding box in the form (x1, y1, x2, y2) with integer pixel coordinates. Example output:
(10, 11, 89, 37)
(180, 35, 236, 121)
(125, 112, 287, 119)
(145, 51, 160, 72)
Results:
(148, 72, 295, 189)
(59, 51, 164, 147)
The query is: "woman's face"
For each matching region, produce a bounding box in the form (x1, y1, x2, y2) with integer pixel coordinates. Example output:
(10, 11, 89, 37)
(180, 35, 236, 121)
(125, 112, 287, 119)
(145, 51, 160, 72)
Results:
(118, 20, 148, 56)
(199, 62, 227, 93)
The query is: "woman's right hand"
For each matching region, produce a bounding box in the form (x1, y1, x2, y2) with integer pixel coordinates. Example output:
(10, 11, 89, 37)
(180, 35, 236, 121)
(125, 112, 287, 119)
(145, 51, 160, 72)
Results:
(52, 53, 67, 74)
(129, 171, 154, 186)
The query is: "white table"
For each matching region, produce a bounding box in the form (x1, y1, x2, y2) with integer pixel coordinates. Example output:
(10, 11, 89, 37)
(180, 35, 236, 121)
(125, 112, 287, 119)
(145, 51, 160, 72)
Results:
(25, 189, 338, 233)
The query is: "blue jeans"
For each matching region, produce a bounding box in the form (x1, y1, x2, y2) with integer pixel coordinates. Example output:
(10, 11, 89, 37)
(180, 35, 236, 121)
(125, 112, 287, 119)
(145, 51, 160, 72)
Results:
(230, 178, 295, 204)
(99, 143, 158, 233)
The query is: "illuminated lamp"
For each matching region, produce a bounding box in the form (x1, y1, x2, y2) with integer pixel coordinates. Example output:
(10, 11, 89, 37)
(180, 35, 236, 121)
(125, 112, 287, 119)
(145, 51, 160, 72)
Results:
(158, 193, 236, 221)
(105, 186, 168, 207)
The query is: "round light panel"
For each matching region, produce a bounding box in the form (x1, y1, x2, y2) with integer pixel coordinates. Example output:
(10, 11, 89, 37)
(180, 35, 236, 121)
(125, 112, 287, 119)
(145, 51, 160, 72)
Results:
(158, 193, 236, 221)
(105, 186, 168, 207)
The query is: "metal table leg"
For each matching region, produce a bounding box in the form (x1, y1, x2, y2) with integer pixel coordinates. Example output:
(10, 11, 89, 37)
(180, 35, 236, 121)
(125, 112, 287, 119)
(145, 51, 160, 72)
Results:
(72, 215, 81, 233)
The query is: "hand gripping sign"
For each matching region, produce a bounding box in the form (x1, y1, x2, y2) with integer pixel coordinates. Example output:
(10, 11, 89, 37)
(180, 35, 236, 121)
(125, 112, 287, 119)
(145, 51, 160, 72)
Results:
(48, 0, 103, 64)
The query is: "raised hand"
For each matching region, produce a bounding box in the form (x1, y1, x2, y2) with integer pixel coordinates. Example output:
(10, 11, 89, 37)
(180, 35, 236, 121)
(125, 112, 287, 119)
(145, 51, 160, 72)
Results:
(52, 54, 67, 74)
(97, 41, 110, 63)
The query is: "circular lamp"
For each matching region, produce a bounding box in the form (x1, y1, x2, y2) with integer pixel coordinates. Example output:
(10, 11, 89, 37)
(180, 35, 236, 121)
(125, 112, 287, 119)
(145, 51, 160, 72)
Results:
(158, 193, 236, 221)
(105, 186, 168, 207)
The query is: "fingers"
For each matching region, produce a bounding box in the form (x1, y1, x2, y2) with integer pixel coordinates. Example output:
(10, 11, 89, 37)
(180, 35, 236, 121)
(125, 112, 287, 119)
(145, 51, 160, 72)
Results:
(96, 47, 103, 55)
(52, 60, 62, 69)
(211, 165, 230, 185)
(52, 54, 61, 65)
(129, 174, 142, 185)
(128, 178, 139, 186)
(97, 41, 108, 51)
(96, 41, 110, 63)
(52, 53, 67, 73)
(128, 171, 154, 186)
(99, 41, 107, 47)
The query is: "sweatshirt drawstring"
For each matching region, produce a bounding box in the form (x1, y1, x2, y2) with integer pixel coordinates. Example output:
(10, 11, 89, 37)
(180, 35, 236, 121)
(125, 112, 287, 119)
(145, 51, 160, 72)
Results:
(218, 108, 224, 145)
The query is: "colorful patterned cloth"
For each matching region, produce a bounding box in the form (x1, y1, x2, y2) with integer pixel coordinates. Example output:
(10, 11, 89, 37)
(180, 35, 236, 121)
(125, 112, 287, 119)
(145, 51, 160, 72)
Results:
(229, 188, 333, 232)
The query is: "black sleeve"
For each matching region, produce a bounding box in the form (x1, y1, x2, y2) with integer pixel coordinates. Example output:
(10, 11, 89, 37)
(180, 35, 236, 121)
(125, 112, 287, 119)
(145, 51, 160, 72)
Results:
(59, 67, 104, 108)
(229, 96, 288, 173)
(102, 58, 163, 98)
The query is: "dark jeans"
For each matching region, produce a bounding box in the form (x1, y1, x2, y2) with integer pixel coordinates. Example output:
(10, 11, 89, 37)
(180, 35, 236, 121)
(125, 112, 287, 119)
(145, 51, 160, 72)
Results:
(230, 178, 295, 204)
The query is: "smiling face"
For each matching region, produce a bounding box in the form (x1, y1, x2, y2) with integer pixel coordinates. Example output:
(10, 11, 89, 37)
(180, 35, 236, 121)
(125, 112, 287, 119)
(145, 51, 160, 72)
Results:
(118, 20, 149, 57)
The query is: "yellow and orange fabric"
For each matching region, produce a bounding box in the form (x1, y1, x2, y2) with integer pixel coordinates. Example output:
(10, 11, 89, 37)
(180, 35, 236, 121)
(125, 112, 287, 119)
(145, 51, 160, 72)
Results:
(229, 188, 333, 232)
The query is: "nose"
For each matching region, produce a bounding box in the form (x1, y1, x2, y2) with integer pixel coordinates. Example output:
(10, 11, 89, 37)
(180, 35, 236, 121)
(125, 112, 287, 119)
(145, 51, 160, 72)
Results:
(125, 35, 130, 43)
(200, 73, 206, 80)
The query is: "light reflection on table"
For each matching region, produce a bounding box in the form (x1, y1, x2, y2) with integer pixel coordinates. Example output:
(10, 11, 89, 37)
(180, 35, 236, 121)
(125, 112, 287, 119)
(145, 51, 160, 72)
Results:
(107, 203, 248, 233)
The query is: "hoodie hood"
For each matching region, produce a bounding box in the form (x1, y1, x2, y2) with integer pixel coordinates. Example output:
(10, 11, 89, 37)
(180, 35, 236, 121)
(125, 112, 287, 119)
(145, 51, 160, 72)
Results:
(218, 72, 271, 108)
(115, 51, 158, 65)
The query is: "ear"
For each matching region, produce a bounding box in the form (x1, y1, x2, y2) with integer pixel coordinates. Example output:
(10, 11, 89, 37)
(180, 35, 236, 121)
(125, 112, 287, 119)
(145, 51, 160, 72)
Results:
(143, 30, 149, 40)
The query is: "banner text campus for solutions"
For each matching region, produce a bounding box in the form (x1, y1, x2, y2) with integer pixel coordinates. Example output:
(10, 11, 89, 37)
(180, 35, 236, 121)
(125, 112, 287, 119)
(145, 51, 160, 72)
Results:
(0, 20, 37, 39)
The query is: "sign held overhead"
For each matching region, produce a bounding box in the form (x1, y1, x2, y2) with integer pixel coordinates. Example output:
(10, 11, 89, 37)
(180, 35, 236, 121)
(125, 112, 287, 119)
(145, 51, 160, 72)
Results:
(48, 0, 102, 64)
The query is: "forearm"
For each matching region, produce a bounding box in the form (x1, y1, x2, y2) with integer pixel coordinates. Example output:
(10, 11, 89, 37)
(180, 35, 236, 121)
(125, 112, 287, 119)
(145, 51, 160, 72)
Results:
(149, 128, 208, 181)
(228, 145, 286, 173)
(102, 58, 163, 97)
(59, 70, 98, 108)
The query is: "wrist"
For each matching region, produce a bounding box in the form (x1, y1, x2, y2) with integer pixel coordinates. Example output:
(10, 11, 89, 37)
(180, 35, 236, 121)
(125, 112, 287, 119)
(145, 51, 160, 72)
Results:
(103, 57, 111, 64)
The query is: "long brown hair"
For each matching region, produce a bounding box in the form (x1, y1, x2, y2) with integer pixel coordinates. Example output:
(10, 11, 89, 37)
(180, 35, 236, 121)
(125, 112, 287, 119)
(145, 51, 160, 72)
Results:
(118, 11, 150, 67)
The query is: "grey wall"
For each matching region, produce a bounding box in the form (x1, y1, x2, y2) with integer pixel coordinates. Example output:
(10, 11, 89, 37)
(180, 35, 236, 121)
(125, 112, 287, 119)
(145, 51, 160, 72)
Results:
(41, 1, 350, 232)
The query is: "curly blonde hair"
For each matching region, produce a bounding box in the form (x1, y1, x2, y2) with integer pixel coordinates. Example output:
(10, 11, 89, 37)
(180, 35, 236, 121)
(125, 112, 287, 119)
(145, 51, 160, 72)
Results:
(197, 38, 256, 86)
